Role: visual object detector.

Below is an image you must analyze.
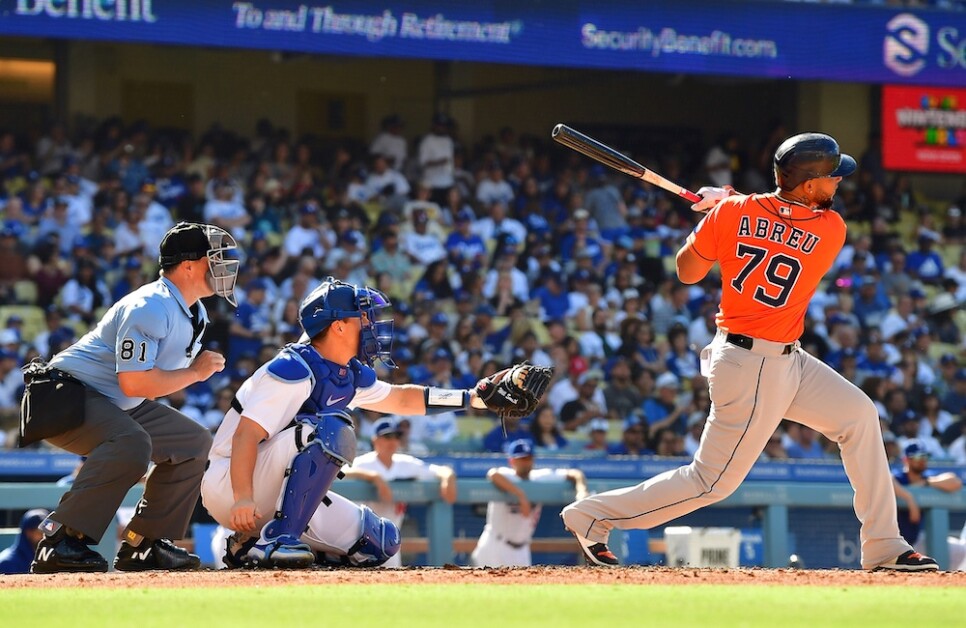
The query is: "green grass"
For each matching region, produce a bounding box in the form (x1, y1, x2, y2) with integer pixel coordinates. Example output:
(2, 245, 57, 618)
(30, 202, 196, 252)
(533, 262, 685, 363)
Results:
(2, 584, 962, 627)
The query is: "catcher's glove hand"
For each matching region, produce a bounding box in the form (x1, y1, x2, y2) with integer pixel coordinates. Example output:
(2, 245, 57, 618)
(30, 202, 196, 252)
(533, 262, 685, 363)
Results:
(474, 361, 554, 434)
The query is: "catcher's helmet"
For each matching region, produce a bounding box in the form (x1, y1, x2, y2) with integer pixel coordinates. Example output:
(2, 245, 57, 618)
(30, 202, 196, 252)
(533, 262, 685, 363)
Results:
(299, 277, 395, 367)
(774, 133, 856, 192)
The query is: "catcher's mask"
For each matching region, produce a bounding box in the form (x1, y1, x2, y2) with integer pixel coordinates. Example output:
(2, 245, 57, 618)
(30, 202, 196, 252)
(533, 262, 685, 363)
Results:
(159, 222, 240, 306)
(299, 277, 396, 368)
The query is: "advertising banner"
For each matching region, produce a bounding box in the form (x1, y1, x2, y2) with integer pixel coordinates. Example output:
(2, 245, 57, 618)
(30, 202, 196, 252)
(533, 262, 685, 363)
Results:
(882, 84, 966, 172)
(0, 1, 965, 87)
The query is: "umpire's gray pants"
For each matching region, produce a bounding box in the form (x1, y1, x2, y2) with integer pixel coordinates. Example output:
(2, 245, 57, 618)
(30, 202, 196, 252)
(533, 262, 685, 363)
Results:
(46, 388, 213, 543)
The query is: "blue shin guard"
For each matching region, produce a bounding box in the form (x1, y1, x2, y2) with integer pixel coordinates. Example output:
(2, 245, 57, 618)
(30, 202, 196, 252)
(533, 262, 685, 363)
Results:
(250, 412, 356, 568)
(345, 506, 401, 567)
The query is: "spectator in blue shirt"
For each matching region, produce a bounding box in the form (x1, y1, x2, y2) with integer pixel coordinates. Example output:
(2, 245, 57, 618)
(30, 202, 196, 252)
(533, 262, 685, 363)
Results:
(664, 324, 700, 380)
(643, 372, 689, 436)
(559, 208, 605, 265)
(607, 414, 654, 456)
(941, 368, 966, 417)
(531, 270, 570, 322)
(784, 423, 828, 460)
(541, 178, 571, 226)
(445, 208, 487, 274)
(474, 304, 510, 358)
(0, 509, 50, 574)
(856, 335, 897, 383)
(905, 234, 945, 285)
(111, 257, 148, 303)
(603, 236, 636, 280)
(483, 419, 532, 453)
(851, 275, 892, 329)
(228, 278, 272, 367)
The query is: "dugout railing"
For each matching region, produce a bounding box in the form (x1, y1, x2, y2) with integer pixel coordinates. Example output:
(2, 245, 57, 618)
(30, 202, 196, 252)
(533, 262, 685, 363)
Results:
(0, 480, 963, 569)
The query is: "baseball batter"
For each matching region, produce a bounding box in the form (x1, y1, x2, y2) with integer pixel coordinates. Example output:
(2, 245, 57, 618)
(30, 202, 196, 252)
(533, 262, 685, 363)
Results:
(201, 277, 542, 569)
(345, 417, 457, 567)
(562, 133, 938, 572)
(472, 439, 587, 567)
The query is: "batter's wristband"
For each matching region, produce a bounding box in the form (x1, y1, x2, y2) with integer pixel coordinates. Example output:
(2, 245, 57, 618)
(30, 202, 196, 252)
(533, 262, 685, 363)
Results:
(423, 387, 470, 415)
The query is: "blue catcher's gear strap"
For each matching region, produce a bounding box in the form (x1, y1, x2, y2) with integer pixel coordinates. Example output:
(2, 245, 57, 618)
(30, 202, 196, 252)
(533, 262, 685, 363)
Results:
(262, 413, 356, 540)
(423, 387, 470, 415)
(345, 506, 401, 567)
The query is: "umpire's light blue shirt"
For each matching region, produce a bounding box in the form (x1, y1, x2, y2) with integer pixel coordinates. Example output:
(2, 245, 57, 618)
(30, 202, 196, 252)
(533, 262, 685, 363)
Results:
(51, 277, 208, 411)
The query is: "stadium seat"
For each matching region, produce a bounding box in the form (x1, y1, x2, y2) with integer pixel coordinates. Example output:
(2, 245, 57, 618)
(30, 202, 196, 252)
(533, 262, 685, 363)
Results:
(0, 305, 46, 341)
(12, 280, 38, 305)
(929, 341, 961, 362)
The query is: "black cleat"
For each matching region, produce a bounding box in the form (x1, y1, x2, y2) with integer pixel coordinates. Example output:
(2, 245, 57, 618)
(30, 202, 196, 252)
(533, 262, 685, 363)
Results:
(565, 528, 619, 566)
(874, 550, 939, 572)
(222, 532, 257, 569)
(114, 538, 201, 572)
(30, 528, 108, 574)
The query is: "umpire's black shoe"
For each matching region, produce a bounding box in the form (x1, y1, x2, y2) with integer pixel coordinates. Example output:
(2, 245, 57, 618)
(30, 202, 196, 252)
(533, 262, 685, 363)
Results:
(114, 538, 201, 572)
(30, 528, 108, 574)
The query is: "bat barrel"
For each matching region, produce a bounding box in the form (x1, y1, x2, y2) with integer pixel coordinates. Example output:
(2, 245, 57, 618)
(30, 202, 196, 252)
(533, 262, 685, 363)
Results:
(552, 123, 701, 203)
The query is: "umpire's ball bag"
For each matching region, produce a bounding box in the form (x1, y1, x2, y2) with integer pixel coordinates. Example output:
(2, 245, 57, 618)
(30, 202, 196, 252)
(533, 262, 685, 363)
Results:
(19, 358, 86, 447)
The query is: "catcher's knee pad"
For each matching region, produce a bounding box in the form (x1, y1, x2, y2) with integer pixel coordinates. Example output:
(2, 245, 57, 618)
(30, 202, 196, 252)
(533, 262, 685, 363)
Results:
(263, 411, 356, 542)
(345, 506, 400, 567)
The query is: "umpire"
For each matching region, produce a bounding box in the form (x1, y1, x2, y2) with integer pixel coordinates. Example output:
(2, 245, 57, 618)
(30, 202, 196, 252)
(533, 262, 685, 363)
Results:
(28, 222, 240, 573)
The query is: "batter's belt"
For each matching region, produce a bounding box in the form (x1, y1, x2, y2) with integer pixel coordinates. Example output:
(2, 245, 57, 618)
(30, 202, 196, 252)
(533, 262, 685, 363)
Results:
(725, 333, 796, 355)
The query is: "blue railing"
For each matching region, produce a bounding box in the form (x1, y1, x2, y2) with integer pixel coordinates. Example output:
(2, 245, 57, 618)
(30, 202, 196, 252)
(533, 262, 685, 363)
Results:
(2, 479, 963, 569)
(4, 451, 965, 483)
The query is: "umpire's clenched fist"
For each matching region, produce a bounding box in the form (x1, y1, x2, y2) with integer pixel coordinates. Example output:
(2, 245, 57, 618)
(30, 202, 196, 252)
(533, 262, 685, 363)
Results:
(191, 350, 226, 381)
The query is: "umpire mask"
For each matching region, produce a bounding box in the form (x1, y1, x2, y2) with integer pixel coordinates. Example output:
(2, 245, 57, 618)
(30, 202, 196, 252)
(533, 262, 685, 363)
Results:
(203, 225, 240, 306)
(159, 222, 240, 306)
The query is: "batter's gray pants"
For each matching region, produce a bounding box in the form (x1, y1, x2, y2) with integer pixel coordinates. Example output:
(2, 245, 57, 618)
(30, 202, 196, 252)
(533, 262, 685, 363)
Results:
(563, 333, 911, 570)
(46, 388, 213, 543)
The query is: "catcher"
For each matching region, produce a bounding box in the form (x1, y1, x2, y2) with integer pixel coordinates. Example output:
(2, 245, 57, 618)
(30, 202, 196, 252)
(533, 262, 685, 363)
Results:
(201, 277, 552, 568)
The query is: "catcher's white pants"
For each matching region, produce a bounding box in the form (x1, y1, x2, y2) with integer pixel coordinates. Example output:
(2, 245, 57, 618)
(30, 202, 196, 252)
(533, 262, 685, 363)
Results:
(562, 333, 912, 570)
(201, 426, 363, 557)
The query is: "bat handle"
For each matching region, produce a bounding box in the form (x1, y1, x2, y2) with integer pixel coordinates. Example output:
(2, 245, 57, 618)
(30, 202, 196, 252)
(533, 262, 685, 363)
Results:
(680, 189, 701, 203)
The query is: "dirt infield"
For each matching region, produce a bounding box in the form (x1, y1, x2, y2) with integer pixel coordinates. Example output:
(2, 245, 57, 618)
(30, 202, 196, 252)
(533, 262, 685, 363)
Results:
(2, 566, 965, 589)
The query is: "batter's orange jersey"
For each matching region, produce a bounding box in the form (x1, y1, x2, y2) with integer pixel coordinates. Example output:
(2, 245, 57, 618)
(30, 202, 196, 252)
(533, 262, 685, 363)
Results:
(688, 193, 846, 343)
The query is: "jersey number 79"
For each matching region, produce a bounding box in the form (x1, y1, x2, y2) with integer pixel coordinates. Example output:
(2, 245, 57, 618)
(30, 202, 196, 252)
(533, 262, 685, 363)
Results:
(730, 243, 802, 308)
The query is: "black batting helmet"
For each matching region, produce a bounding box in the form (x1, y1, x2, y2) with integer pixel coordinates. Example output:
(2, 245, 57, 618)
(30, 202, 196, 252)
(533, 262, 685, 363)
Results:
(774, 133, 856, 192)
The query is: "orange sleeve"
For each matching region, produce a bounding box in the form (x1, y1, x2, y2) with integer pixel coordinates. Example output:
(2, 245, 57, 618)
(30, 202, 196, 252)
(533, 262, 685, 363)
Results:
(689, 201, 727, 262)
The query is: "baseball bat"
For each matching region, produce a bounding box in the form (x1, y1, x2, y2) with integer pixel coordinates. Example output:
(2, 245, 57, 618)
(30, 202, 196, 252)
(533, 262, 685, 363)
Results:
(551, 124, 701, 203)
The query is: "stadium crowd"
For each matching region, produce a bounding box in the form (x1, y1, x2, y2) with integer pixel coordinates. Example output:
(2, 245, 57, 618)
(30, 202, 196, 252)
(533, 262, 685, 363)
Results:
(0, 113, 963, 465)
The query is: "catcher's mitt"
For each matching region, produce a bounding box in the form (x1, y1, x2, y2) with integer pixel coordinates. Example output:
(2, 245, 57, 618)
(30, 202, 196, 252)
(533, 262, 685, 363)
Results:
(474, 361, 553, 434)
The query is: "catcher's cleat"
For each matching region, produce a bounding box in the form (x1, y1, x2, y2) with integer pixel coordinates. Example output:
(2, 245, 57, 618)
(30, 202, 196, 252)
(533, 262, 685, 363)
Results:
(30, 527, 108, 574)
(245, 535, 316, 569)
(114, 538, 201, 571)
(222, 532, 258, 569)
(873, 550, 939, 572)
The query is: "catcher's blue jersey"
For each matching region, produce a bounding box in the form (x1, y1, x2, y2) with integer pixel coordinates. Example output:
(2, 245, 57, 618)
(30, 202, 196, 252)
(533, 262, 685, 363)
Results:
(51, 277, 208, 410)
